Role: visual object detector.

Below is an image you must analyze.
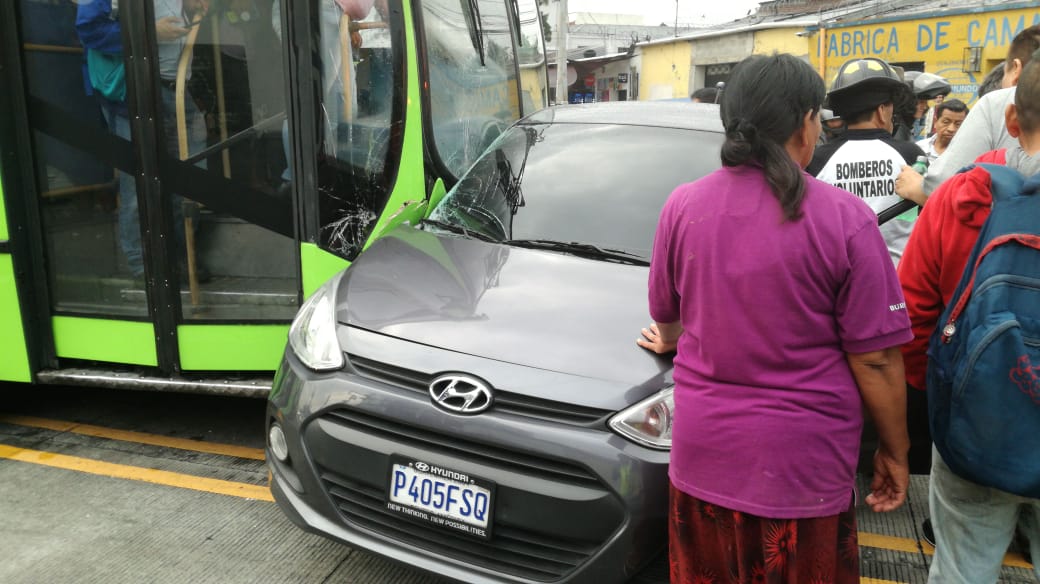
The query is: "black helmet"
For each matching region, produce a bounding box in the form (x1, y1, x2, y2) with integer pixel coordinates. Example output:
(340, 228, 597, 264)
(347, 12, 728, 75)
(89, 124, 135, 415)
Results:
(826, 58, 905, 117)
(912, 72, 951, 100)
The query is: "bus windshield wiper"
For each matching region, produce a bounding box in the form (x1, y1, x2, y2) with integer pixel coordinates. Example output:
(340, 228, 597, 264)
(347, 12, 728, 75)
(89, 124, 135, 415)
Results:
(464, 0, 487, 66)
(422, 219, 498, 242)
(506, 239, 649, 266)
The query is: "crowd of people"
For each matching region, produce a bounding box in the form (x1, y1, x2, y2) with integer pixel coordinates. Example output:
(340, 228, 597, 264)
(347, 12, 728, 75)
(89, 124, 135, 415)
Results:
(642, 25, 1040, 584)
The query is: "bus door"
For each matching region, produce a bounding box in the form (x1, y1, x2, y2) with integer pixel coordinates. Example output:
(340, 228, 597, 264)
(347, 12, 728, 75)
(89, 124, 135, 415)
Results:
(5, 0, 300, 377)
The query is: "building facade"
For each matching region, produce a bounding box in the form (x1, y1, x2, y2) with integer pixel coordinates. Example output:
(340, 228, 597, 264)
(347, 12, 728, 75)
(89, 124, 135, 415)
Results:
(807, 2, 1040, 106)
(632, 0, 1040, 107)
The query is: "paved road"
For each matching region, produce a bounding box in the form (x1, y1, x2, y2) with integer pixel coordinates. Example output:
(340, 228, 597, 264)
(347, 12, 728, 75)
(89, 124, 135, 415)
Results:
(0, 383, 1034, 584)
(0, 384, 447, 584)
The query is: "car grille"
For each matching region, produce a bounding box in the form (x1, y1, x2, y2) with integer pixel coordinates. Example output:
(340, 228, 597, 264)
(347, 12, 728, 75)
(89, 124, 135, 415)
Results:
(346, 354, 614, 427)
(316, 408, 613, 581)
(322, 408, 601, 486)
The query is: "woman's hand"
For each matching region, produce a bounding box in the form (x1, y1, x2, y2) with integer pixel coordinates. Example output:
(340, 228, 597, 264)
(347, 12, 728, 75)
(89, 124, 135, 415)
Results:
(865, 446, 910, 513)
(637, 322, 680, 354)
(847, 347, 911, 513)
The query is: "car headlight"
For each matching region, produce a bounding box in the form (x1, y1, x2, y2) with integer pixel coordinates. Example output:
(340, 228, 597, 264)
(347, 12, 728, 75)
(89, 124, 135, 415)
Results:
(608, 387, 674, 450)
(288, 275, 345, 371)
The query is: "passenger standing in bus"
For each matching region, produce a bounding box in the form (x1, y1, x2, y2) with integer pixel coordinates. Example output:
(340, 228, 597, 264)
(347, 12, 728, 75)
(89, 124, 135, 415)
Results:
(153, 0, 210, 159)
(272, 0, 378, 190)
(76, 0, 210, 279)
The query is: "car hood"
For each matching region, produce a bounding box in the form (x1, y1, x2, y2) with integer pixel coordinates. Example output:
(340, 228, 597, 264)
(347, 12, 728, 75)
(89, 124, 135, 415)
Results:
(338, 225, 673, 386)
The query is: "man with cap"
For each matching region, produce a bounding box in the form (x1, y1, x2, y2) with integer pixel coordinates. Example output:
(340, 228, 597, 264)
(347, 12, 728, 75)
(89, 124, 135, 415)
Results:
(819, 108, 845, 143)
(907, 71, 951, 141)
(810, 58, 932, 552)
(808, 57, 926, 267)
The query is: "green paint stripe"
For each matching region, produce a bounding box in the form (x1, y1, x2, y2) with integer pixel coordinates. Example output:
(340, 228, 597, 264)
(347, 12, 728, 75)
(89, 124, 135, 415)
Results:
(177, 324, 288, 371)
(301, 243, 350, 299)
(0, 165, 9, 241)
(52, 316, 158, 367)
(0, 255, 31, 382)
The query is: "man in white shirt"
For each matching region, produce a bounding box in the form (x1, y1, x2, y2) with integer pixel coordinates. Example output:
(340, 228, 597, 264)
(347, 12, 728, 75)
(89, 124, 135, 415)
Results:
(916, 99, 968, 163)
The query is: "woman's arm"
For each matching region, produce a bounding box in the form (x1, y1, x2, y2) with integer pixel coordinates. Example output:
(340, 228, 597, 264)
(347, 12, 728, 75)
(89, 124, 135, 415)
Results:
(847, 347, 911, 513)
(637, 321, 682, 354)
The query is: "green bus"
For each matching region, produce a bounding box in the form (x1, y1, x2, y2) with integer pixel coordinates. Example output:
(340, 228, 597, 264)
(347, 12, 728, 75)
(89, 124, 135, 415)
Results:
(0, 0, 547, 395)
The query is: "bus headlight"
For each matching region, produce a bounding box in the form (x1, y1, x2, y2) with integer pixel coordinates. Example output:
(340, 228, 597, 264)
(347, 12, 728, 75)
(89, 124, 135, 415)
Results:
(609, 387, 674, 450)
(288, 275, 345, 371)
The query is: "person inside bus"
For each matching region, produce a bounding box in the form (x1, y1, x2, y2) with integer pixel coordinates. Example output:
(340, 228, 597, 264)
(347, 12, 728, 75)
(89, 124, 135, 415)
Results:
(357, 0, 392, 118)
(272, 0, 389, 193)
(76, 0, 210, 280)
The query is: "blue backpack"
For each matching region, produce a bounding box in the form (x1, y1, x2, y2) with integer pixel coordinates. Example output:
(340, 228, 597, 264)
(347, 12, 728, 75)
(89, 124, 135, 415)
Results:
(927, 163, 1040, 497)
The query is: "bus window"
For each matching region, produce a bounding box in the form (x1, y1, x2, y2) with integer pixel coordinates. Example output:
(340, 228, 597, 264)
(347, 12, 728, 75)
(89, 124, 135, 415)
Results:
(422, 0, 522, 180)
(311, 0, 402, 259)
(18, 0, 149, 317)
(145, 0, 299, 321)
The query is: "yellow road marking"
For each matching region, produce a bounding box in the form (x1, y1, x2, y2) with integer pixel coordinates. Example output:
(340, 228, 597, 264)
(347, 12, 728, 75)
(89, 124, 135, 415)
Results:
(859, 532, 921, 555)
(861, 579, 903, 584)
(0, 414, 265, 461)
(859, 532, 1033, 569)
(0, 443, 273, 502)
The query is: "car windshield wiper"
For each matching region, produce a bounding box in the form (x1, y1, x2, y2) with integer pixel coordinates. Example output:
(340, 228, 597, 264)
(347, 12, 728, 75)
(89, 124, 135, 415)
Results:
(506, 239, 650, 266)
(421, 219, 499, 242)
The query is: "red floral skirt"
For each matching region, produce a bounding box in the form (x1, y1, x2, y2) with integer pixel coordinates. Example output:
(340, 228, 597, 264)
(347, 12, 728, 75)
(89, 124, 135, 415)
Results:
(669, 483, 860, 584)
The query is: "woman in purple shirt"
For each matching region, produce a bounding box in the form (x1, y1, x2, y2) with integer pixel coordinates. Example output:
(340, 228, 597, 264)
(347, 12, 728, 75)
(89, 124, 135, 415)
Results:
(638, 54, 912, 583)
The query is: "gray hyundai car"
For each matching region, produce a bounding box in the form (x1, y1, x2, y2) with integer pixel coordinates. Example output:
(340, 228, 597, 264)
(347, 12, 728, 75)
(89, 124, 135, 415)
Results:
(266, 102, 725, 583)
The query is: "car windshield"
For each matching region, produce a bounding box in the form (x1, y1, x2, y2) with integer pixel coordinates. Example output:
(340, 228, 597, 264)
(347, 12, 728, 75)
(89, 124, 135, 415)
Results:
(427, 121, 724, 260)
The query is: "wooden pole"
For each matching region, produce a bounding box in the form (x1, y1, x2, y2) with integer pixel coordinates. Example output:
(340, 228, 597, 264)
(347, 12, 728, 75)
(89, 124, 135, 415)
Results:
(211, 14, 231, 179)
(176, 13, 203, 306)
(339, 13, 354, 121)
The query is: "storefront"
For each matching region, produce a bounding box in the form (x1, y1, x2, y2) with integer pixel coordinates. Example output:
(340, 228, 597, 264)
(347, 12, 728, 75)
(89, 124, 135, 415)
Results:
(807, 3, 1040, 105)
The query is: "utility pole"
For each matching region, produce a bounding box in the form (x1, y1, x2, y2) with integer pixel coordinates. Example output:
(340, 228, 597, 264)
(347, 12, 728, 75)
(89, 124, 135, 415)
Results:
(555, 0, 568, 104)
(674, 0, 679, 36)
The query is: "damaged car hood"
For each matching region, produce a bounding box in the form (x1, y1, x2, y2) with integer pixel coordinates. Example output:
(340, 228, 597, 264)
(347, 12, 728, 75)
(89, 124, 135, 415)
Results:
(337, 225, 672, 385)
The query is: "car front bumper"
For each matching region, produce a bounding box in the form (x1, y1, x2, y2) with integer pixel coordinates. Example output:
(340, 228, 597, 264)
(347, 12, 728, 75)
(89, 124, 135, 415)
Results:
(267, 338, 670, 584)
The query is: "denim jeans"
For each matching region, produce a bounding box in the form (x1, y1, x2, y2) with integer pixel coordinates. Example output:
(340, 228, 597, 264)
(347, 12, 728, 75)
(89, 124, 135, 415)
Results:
(928, 445, 1040, 583)
(101, 86, 203, 276)
(100, 101, 145, 275)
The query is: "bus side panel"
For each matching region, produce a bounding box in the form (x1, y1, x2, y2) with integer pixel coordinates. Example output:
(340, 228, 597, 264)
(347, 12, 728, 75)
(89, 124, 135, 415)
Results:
(0, 156, 32, 381)
(52, 316, 158, 367)
(0, 254, 31, 382)
(301, 242, 350, 299)
(363, 0, 427, 249)
(177, 324, 288, 372)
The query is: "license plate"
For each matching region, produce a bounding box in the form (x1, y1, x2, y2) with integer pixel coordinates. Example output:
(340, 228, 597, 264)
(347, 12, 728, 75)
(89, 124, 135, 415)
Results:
(386, 458, 494, 540)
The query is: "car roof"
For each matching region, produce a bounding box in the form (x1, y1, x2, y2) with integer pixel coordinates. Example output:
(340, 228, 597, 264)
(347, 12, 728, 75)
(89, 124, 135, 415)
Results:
(521, 101, 724, 132)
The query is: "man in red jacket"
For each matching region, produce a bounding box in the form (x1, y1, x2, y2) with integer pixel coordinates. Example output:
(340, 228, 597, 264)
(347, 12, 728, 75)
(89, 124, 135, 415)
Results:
(898, 56, 1040, 582)
(898, 146, 1005, 391)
